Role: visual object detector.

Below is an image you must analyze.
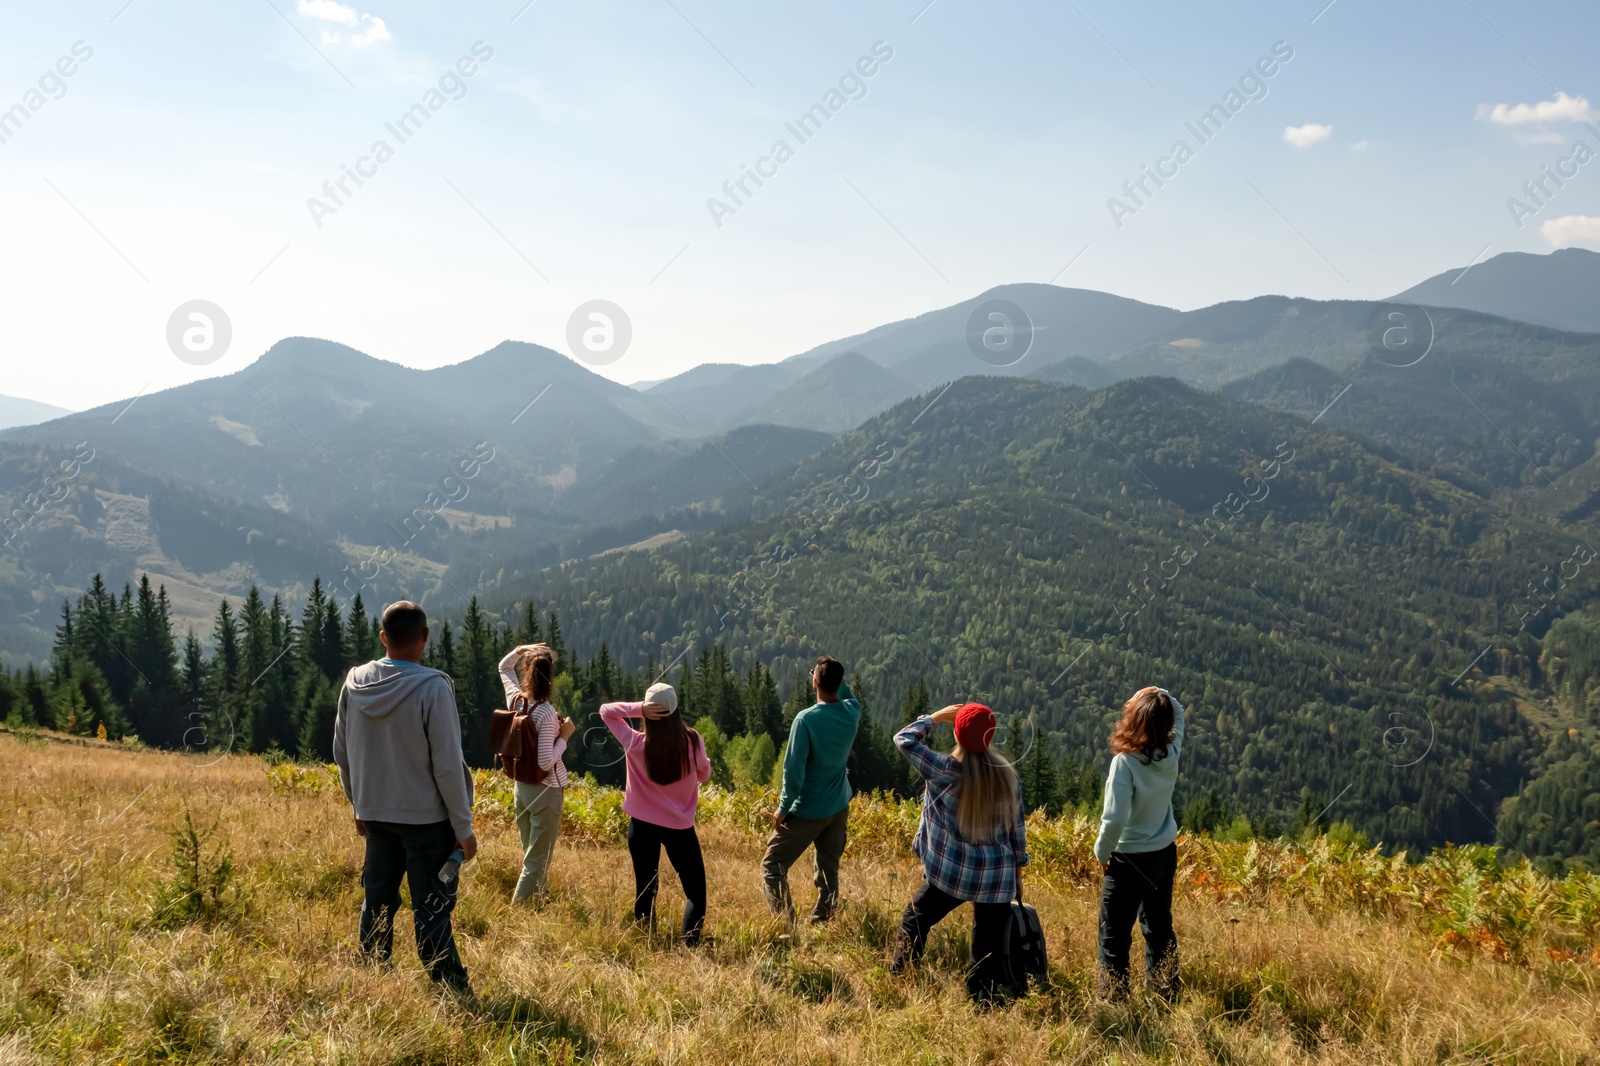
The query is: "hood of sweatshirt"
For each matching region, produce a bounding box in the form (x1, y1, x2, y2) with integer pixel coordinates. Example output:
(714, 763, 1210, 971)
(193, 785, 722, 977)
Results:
(344, 659, 450, 718)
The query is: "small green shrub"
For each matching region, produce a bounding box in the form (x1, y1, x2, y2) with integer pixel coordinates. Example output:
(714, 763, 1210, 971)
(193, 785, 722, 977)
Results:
(150, 812, 243, 929)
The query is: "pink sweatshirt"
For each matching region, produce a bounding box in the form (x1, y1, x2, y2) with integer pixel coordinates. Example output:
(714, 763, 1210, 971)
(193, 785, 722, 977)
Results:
(599, 702, 711, 830)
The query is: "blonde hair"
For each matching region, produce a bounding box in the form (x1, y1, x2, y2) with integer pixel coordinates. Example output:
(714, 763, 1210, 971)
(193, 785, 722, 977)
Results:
(954, 745, 1020, 843)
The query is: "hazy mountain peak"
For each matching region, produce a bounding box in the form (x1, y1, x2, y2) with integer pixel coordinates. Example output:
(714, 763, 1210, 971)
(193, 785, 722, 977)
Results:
(1390, 247, 1600, 334)
(0, 393, 72, 431)
(254, 336, 389, 371)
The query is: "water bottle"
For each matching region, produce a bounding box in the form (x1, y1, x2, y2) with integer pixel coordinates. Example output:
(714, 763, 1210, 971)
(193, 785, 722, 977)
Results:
(438, 848, 465, 884)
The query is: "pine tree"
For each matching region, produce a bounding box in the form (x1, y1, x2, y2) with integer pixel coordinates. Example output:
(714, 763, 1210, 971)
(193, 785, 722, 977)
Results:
(515, 601, 542, 645)
(59, 657, 128, 738)
(1294, 786, 1329, 838)
(432, 620, 456, 676)
(78, 574, 132, 705)
(901, 679, 932, 722)
(297, 673, 339, 761)
(708, 645, 744, 738)
(299, 578, 328, 680)
(844, 674, 911, 797)
(318, 597, 345, 680)
(1018, 729, 1061, 816)
(545, 612, 566, 664)
(126, 575, 181, 746)
(782, 670, 813, 728)
(253, 594, 297, 754)
(456, 598, 498, 765)
(238, 587, 273, 752)
(744, 661, 784, 742)
(51, 600, 75, 684)
(206, 599, 241, 756)
(22, 666, 52, 728)
(0, 671, 16, 727)
(590, 642, 618, 702)
(179, 632, 207, 749)
(345, 594, 373, 666)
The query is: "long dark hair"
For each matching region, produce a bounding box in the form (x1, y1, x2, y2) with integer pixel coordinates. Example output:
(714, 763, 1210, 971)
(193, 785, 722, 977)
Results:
(1110, 686, 1176, 763)
(642, 711, 698, 786)
(516, 652, 555, 706)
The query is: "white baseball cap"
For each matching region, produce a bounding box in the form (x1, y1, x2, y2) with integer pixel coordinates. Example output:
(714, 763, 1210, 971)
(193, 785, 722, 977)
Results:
(645, 682, 678, 713)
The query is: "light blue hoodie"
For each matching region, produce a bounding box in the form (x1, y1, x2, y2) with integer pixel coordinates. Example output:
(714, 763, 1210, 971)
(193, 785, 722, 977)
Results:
(1093, 691, 1185, 864)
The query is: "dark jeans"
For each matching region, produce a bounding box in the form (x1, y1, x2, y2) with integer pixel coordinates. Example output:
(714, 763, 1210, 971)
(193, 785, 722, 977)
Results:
(892, 879, 1012, 1004)
(627, 817, 707, 944)
(760, 806, 849, 922)
(1098, 842, 1178, 1001)
(359, 819, 470, 990)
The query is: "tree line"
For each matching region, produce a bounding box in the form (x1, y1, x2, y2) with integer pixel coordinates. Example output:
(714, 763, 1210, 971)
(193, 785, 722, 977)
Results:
(0, 572, 1112, 818)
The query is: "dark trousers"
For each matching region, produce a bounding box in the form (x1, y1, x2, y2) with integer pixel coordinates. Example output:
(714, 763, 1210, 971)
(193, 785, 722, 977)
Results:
(626, 817, 707, 944)
(359, 819, 469, 990)
(1098, 842, 1178, 1000)
(760, 806, 849, 922)
(892, 879, 1012, 1004)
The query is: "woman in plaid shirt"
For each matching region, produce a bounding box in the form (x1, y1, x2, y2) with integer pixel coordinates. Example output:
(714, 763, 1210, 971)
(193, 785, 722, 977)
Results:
(890, 702, 1028, 1004)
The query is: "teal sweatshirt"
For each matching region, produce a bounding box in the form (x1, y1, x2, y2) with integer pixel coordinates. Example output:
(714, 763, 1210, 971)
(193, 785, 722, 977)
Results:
(1093, 691, 1186, 863)
(777, 681, 862, 819)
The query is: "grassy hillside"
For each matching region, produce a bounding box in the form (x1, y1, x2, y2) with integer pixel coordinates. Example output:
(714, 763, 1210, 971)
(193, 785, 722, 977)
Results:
(3, 732, 1597, 1065)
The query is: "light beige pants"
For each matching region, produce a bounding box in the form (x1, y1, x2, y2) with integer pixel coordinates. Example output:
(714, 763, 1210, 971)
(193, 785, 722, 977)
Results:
(513, 782, 563, 902)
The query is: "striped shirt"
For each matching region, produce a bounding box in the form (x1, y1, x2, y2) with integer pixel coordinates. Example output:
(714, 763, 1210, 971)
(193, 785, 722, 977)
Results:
(895, 716, 1028, 903)
(497, 651, 569, 788)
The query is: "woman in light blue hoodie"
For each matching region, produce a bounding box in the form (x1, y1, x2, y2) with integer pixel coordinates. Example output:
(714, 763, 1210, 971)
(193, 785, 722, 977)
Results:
(1093, 686, 1185, 1001)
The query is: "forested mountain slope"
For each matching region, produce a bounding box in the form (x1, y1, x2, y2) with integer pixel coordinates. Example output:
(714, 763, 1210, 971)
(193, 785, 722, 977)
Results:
(1220, 308, 1600, 498)
(0, 340, 838, 662)
(508, 375, 1597, 852)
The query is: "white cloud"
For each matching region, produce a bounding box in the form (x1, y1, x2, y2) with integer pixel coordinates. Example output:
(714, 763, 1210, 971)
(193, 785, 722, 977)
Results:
(350, 16, 390, 45)
(1515, 131, 1568, 145)
(1350, 140, 1369, 153)
(297, 0, 389, 46)
(1542, 215, 1600, 247)
(1477, 92, 1597, 125)
(1283, 123, 1333, 148)
(297, 0, 359, 24)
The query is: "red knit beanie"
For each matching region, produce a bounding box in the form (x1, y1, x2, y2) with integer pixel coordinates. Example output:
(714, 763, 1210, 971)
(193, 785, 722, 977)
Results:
(953, 702, 997, 754)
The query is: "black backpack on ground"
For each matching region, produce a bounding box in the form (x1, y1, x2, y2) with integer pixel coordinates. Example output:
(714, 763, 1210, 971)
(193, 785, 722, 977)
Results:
(1004, 891, 1048, 994)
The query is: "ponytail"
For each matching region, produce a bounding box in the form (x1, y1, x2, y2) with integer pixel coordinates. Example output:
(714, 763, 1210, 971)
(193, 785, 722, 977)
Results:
(517, 652, 555, 706)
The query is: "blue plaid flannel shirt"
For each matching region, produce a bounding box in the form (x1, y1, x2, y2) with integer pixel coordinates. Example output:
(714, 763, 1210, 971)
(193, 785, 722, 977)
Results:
(894, 716, 1028, 903)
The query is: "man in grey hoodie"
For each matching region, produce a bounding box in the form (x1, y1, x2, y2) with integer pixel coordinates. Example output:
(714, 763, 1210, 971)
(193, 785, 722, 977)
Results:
(334, 600, 476, 992)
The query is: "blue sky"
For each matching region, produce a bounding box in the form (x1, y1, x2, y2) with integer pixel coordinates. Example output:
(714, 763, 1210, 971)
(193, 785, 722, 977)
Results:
(2, 0, 1596, 409)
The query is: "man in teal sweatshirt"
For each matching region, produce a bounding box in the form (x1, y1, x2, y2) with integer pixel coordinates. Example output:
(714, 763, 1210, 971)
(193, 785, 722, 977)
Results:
(761, 655, 861, 923)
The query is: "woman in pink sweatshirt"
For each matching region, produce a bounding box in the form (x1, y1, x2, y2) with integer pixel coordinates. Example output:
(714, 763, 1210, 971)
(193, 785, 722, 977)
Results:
(600, 682, 712, 944)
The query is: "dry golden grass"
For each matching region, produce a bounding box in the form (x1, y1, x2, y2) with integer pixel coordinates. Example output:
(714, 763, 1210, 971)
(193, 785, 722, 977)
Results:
(2, 731, 1598, 1065)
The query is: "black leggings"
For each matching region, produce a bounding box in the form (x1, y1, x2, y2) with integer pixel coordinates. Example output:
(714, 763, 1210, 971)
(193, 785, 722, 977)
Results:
(626, 817, 707, 944)
(893, 879, 1013, 1004)
(1098, 842, 1179, 1000)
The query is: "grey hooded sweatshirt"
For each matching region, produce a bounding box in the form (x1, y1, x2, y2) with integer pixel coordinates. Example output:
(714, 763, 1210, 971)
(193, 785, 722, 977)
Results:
(333, 658, 475, 840)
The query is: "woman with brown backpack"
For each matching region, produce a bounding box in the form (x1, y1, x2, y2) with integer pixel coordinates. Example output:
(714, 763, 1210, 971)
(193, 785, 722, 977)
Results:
(496, 643, 574, 903)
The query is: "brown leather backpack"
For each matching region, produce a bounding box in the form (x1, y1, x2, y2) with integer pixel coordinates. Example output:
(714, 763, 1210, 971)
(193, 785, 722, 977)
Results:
(491, 695, 552, 784)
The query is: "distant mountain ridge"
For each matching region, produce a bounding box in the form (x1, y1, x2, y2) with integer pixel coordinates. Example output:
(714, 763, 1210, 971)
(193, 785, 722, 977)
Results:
(1389, 247, 1600, 334)
(0, 393, 71, 431)
(5, 246, 1600, 668)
